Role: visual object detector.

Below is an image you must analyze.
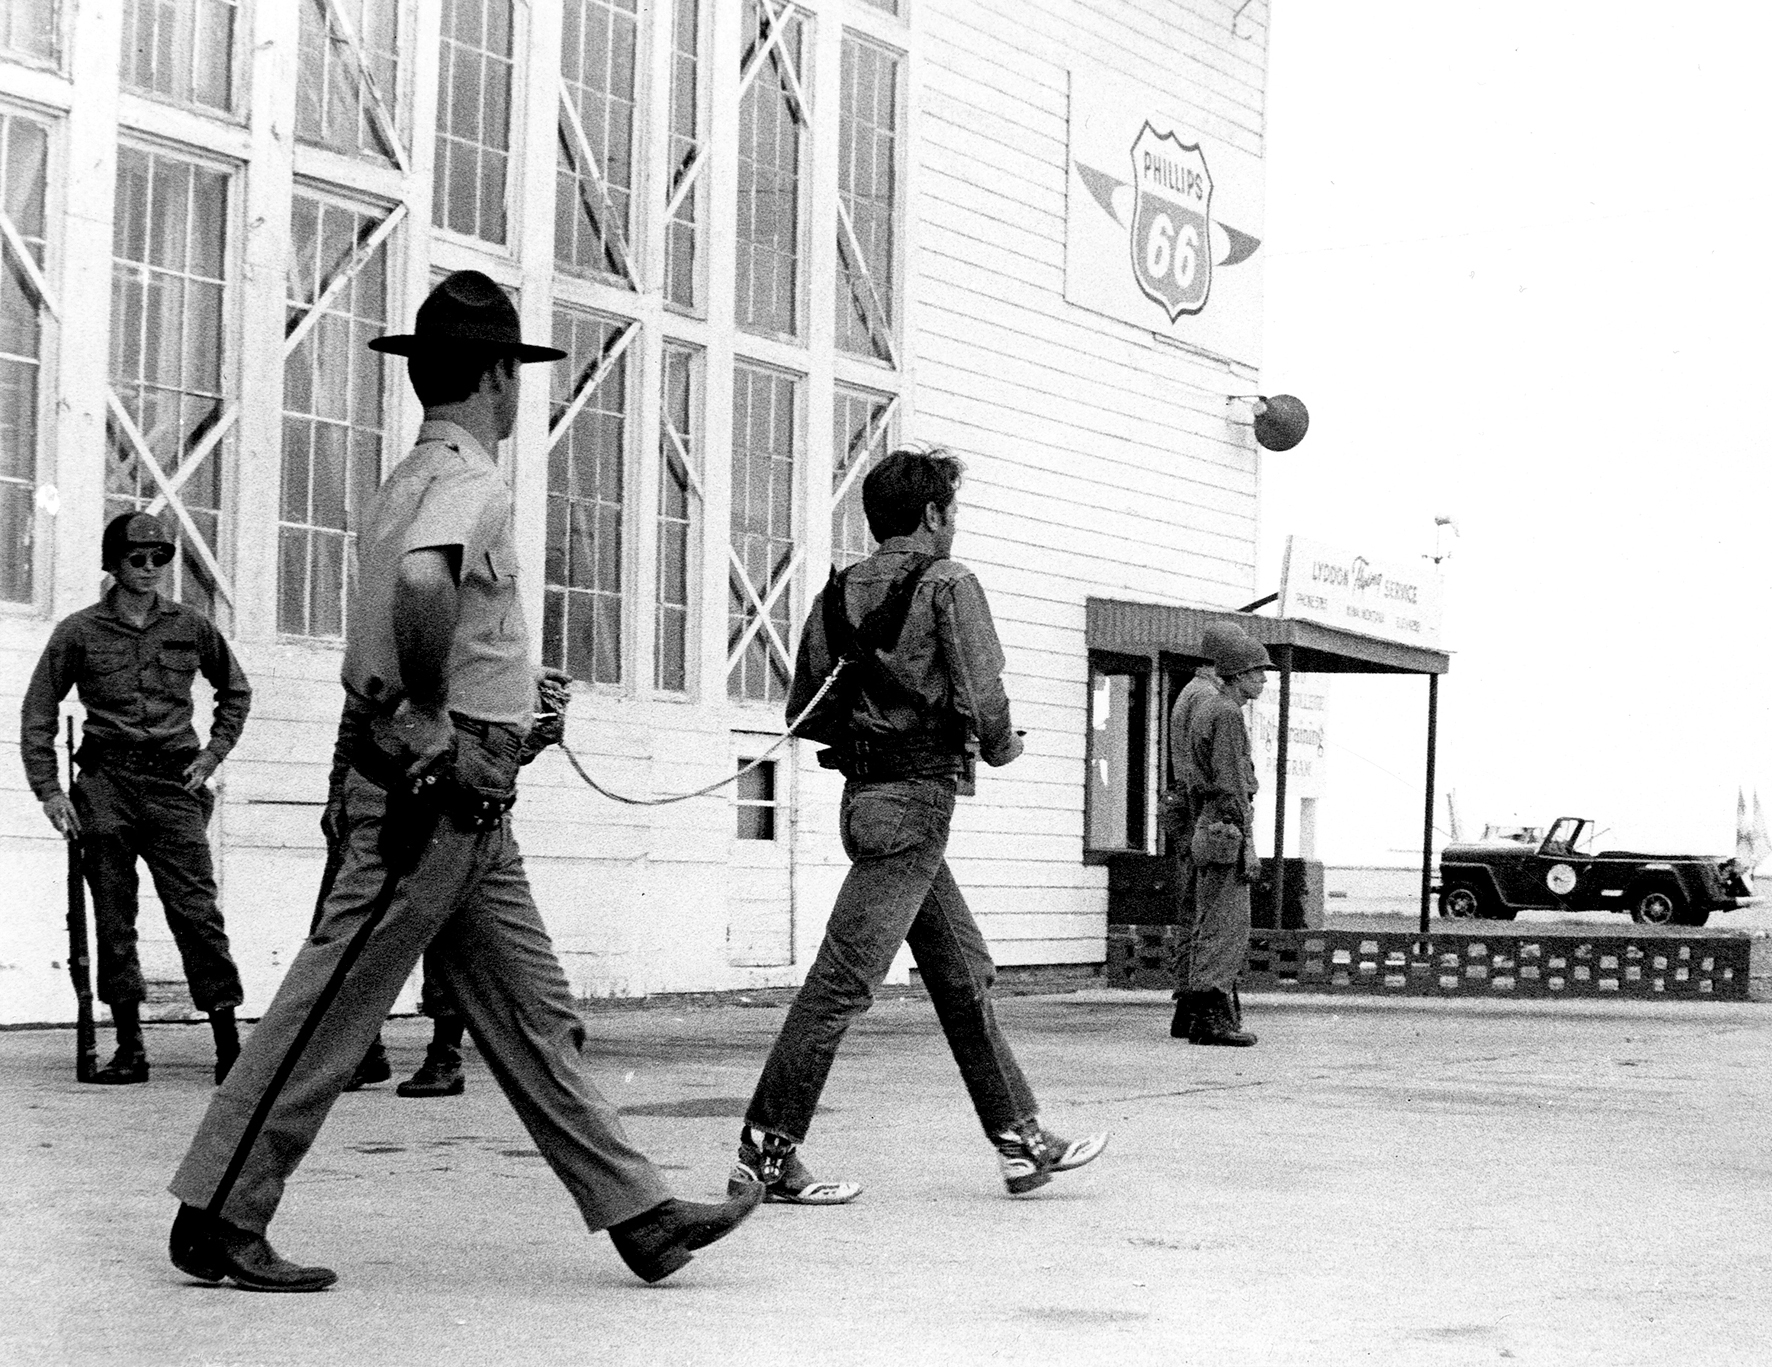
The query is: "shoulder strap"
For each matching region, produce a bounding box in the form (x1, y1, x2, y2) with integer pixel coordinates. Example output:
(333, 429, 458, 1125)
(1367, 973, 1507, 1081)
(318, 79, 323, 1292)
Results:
(853, 553, 937, 655)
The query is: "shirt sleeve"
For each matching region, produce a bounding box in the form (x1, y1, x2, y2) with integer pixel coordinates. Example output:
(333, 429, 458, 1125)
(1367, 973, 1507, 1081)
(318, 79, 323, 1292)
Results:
(402, 459, 500, 569)
(19, 620, 79, 799)
(785, 581, 834, 728)
(197, 618, 251, 762)
(935, 572, 1016, 765)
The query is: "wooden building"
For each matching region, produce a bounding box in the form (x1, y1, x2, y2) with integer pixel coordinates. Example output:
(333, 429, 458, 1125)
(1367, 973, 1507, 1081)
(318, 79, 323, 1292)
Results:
(0, 0, 1271, 1022)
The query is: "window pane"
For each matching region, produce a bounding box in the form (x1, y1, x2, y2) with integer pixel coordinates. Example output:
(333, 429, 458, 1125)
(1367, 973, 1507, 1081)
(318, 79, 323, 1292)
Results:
(296, 0, 402, 161)
(735, 1, 803, 337)
(107, 145, 231, 614)
(434, 0, 513, 243)
(545, 308, 629, 685)
(663, 0, 700, 309)
(728, 365, 796, 703)
(656, 344, 697, 691)
(838, 36, 899, 360)
(0, 0, 57, 61)
(119, 0, 237, 112)
(1086, 665, 1150, 851)
(0, 112, 46, 602)
(277, 194, 389, 638)
(831, 387, 892, 570)
(557, 0, 640, 280)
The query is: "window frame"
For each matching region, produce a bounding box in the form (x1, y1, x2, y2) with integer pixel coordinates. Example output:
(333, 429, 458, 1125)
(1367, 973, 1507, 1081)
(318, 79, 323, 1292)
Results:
(1083, 650, 1153, 858)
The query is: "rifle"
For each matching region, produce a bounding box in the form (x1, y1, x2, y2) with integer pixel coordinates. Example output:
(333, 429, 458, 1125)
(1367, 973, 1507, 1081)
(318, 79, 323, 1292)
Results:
(65, 718, 97, 1082)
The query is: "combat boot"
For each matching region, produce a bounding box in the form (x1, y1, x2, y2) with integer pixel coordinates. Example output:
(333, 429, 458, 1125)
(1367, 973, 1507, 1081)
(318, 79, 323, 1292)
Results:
(90, 1001, 149, 1085)
(396, 1037, 464, 1097)
(1169, 990, 1202, 1040)
(1188, 989, 1257, 1047)
(210, 1007, 240, 1085)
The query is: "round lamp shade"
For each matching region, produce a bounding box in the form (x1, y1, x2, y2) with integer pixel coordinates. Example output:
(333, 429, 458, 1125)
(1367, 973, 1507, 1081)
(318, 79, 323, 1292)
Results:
(1254, 394, 1309, 451)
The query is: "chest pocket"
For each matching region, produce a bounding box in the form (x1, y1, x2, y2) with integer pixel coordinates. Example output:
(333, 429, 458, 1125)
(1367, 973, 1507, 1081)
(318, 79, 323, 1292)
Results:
(85, 644, 134, 676)
(159, 643, 201, 678)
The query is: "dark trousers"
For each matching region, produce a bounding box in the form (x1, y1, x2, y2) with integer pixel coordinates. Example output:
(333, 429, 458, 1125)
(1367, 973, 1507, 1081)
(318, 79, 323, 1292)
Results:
(71, 762, 242, 1012)
(746, 776, 1037, 1144)
(170, 726, 667, 1235)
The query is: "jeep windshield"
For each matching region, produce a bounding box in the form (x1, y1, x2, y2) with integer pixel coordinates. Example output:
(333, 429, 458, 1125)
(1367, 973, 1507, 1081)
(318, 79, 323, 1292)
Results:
(1540, 818, 1590, 855)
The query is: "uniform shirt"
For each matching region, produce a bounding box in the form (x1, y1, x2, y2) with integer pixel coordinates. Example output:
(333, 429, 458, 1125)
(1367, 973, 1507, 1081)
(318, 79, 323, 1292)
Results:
(342, 420, 532, 730)
(785, 539, 1017, 764)
(19, 586, 251, 799)
(1175, 684, 1258, 835)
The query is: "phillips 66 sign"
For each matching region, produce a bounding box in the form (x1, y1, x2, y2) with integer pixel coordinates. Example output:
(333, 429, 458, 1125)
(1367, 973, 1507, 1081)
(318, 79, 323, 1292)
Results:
(1065, 59, 1264, 365)
(1129, 123, 1212, 320)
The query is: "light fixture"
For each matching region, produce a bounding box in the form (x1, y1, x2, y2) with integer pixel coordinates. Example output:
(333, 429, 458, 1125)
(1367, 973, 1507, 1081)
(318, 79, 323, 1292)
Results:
(1230, 393, 1310, 451)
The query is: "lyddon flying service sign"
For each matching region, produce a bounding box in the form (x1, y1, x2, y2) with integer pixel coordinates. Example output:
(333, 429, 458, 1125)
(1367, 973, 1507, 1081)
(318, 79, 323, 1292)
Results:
(1065, 58, 1265, 365)
(1279, 536, 1446, 650)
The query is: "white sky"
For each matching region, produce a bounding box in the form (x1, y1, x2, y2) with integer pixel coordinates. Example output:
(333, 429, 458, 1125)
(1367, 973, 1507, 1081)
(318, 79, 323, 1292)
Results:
(1257, 1, 1772, 862)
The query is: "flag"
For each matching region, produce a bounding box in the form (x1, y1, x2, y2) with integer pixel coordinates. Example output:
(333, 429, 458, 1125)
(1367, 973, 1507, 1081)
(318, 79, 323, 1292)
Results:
(1736, 789, 1772, 872)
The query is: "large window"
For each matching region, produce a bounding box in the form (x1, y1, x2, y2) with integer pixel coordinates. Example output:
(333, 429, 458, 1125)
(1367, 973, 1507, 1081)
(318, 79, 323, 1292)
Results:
(662, 0, 700, 310)
(836, 35, 899, 361)
(1086, 655, 1151, 853)
(557, 0, 638, 280)
(0, 0, 55, 62)
(735, 0, 805, 338)
(279, 194, 389, 638)
(0, 110, 46, 604)
(544, 309, 630, 685)
(119, 0, 237, 113)
(657, 343, 697, 692)
(108, 146, 230, 615)
(296, 0, 401, 161)
(434, 0, 513, 243)
(728, 364, 797, 703)
(831, 386, 891, 570)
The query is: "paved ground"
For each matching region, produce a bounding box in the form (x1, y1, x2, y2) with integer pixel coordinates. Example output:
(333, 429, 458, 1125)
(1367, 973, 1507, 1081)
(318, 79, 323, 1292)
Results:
(4, 988, 1768, 1367)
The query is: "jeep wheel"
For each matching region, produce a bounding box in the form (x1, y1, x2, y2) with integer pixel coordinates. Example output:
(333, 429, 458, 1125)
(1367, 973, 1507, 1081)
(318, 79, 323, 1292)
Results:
(1630, 887, 1683, 926)
(1440, 884, 1490, 919)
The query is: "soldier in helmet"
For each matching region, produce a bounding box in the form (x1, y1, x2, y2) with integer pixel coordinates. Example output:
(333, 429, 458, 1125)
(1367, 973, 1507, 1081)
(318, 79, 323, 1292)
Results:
(19, 512, 250, 1085)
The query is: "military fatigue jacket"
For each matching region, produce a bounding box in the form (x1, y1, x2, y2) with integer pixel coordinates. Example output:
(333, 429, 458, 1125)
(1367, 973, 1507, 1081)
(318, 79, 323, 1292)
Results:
(20, 586, 251, 799)
(1174, 685, 1258, 835)
(786, 539, 1017, 765)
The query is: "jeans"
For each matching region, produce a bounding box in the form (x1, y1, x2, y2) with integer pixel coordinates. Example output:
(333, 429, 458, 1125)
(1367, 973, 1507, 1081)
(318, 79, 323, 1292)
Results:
(71, 761, 243, 1012)
(746, 776, 1037, 1144)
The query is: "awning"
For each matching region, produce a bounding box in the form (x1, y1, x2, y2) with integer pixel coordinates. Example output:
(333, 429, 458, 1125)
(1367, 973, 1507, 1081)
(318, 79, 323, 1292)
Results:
(1086, 596, 1451, 930)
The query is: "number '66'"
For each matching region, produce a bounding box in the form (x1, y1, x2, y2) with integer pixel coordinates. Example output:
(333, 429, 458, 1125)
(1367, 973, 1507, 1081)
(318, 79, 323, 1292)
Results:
(1144, 213, 1199, 289)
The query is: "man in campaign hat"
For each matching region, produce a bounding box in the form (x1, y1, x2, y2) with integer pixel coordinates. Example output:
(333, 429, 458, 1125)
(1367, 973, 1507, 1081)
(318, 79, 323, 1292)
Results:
(1170, 624, 1274, 1046)
(20, 511, 250, 1084)
(166, 271, 760, 1292)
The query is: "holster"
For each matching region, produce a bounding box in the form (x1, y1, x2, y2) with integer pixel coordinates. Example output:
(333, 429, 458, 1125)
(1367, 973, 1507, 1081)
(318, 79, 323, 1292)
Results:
(1190, 819, 1245, 867)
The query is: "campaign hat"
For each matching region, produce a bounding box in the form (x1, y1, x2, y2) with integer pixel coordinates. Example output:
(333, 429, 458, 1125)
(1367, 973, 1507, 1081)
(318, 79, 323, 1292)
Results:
(101, 511, 174, 570)
(368, 270, 565, 362)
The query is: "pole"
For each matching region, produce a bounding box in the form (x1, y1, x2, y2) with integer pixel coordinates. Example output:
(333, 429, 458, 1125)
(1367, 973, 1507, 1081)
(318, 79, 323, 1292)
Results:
(1271, 644, 1292, 926)
(1419, 673, 1439, 933)
(64, 718, 97, 1082)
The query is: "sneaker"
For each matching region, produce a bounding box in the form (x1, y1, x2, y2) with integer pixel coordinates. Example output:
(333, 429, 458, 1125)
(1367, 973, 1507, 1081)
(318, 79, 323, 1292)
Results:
(992, 1120, 1109, 1195)
(728, 1127, 861, 1205)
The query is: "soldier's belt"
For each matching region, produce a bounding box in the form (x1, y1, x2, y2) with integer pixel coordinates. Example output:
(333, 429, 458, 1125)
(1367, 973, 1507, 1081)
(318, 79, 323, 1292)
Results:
(77, 745, 199, 777)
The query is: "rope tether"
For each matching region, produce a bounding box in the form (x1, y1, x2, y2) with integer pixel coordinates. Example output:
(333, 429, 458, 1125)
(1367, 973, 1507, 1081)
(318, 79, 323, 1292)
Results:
(554, 662, 845, 807)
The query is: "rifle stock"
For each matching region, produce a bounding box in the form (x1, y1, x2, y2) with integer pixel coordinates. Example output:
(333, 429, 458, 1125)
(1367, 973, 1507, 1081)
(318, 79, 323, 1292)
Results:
(65, 718, 97, 1082)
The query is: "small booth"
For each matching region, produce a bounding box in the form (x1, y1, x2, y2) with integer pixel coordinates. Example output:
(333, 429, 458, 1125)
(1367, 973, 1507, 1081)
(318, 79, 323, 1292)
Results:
(1084, 595, 1451, 932)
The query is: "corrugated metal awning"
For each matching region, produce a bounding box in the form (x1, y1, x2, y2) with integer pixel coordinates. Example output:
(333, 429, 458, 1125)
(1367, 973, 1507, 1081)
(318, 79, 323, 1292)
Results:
(1086, 597, 1450, 676)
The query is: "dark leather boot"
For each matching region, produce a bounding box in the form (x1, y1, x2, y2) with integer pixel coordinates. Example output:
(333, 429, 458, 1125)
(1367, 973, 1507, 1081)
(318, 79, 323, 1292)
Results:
(343, 1034, 392, 1091)
(1169, 991, 1200, 1040)
(1188, 989, 1257, 1047)
(397, 1019, 466, 1097)
(170, 1204, 337, 1292)
(209, 1007, 240, 1085)
(90, 1001, 149, 1084)
(609, 1187, 764, 1283)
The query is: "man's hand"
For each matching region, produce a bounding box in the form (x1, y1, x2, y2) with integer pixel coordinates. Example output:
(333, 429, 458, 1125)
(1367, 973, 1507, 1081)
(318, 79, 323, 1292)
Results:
(374, 699, 456, 784)
(983, 731, 1024, 767)
(320, 792, 346, 847)
(41, 792, 80, 839)
(182, 751, 220, 793)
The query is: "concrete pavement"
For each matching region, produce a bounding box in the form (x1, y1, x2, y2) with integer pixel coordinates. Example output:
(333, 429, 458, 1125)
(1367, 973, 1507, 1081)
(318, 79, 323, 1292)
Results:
(3, 988, 1769, 1367)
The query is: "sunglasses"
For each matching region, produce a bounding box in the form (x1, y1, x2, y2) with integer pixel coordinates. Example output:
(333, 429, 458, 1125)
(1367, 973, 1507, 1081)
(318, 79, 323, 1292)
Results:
(122, 547, 174, 570)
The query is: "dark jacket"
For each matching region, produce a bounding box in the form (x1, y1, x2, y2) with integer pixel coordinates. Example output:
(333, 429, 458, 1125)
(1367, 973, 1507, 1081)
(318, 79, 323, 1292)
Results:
(1174, 683, 1257, 836)
(785, 539, 1017, 767)
(19, 587, 251, 799)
